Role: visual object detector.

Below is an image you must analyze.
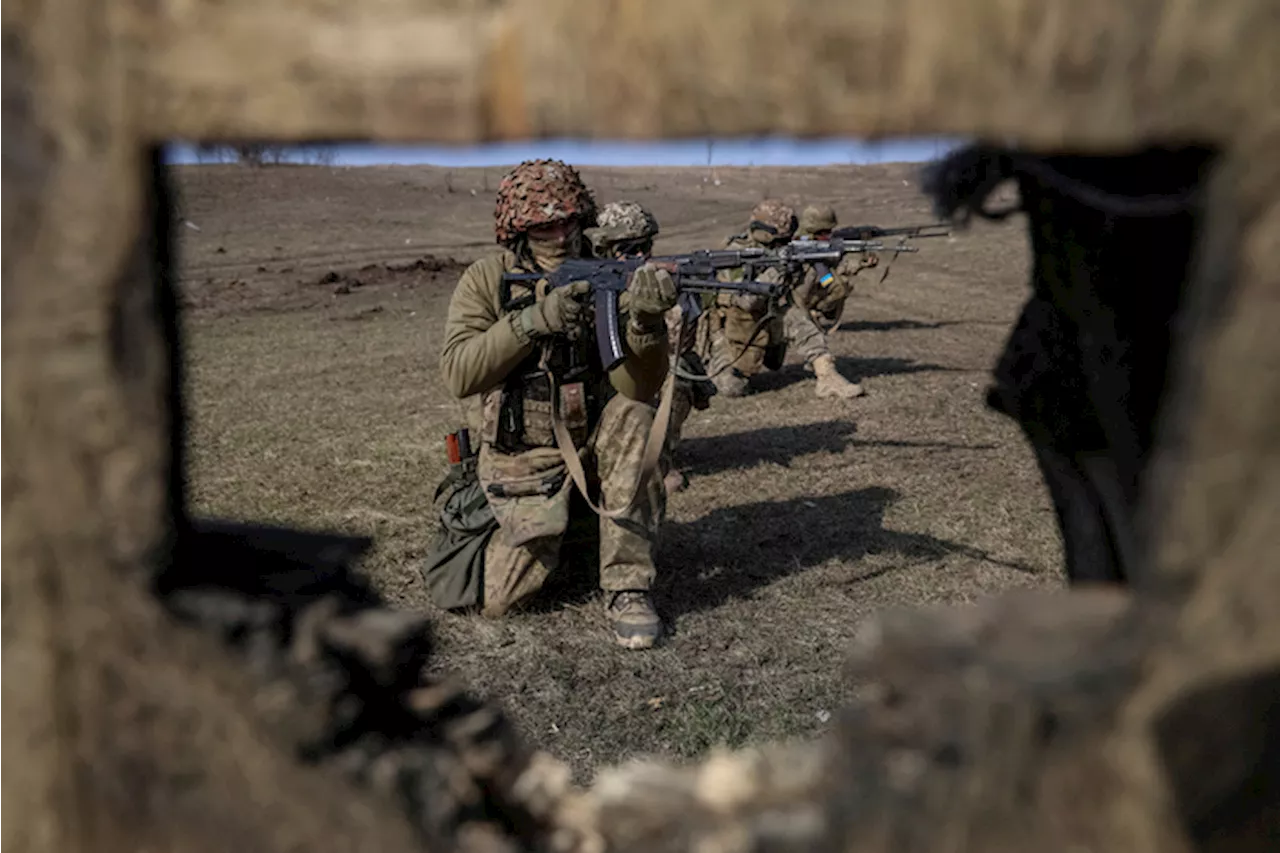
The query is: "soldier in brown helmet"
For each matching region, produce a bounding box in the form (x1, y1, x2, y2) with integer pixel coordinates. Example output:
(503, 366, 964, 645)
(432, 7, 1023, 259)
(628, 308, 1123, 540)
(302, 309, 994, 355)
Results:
(435, 160, 676, 649)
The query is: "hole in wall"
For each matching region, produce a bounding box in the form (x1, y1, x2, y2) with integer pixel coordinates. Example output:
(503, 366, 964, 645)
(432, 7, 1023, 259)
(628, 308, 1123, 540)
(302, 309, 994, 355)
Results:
(159, 135, 1225, 785)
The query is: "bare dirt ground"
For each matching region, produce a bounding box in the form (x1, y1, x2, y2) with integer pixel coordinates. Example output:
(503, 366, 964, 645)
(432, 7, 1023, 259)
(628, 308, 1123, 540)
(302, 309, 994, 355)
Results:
(172, 162, 1061, 781)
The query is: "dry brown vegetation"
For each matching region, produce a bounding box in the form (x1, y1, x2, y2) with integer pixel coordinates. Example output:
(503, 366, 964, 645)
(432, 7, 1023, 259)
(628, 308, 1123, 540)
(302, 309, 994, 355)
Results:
(173, 161, 1062, 781)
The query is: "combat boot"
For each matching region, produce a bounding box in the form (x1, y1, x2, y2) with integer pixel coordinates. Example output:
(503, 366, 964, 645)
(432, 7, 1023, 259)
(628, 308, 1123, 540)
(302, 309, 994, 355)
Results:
(812, 353, 865, 399)
(712, 368, 750, 398)
(605, 590, 662, 649)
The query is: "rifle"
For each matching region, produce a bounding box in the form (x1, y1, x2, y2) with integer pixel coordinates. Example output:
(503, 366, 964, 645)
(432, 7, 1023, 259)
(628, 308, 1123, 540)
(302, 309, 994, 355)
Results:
(501, 252, 789, 371)
(830, 222, 952, 242)
(776, 237, 914, 264)
(796, 226, 943, 286)
(776, 237, 918, 290)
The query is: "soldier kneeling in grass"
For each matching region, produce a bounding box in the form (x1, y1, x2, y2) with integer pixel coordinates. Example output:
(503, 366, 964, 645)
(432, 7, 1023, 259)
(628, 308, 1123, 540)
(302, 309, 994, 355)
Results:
(426, 160, 675, 649)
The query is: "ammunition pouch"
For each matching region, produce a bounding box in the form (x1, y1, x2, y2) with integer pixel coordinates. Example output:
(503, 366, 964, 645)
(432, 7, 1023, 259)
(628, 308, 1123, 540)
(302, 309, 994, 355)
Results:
(483, 362, 600, 454)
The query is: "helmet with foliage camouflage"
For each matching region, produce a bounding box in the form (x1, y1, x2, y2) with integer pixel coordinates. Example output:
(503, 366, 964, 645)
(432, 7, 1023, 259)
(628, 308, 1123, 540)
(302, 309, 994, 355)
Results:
(798, 204, 838, 236)
(493, 159, 597, 244)
(748, 199, 797, 242)
(584, 200, 660, 253)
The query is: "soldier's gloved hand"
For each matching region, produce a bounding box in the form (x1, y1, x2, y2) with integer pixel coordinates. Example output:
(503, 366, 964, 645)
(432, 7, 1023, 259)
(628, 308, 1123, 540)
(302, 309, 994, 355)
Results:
(522, 280, 591, 338)
(626, 264, 678, 324)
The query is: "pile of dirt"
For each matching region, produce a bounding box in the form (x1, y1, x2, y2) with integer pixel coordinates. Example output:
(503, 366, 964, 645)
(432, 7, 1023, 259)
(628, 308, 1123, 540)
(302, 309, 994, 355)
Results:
(181, 253, 470, 317)
(310, 255, 468, 296)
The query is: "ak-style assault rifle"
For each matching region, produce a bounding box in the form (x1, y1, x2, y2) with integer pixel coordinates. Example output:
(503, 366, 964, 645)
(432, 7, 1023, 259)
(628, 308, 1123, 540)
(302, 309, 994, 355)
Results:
(774, 237, 913, 264)
(773, 237, 919, 289)
(788, 225, 945, 286)
(830, 222, 952, 242)
(501, 252, 789, 371)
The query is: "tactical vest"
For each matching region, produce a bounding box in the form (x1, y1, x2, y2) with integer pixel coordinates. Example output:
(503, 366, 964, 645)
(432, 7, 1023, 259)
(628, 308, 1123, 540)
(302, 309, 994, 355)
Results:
(485, 267, 613, 454)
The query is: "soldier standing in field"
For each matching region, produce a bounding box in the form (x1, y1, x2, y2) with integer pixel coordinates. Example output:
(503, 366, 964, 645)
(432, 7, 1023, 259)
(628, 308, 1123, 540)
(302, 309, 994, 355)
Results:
(699, 200, 867, 399)
(584, 200, 718, 495)
(436, 160, 676, 649)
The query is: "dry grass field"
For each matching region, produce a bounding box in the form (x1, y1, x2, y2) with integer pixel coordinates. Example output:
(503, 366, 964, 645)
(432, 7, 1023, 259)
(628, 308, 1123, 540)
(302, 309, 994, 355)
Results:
(171, 161, 1062, 781)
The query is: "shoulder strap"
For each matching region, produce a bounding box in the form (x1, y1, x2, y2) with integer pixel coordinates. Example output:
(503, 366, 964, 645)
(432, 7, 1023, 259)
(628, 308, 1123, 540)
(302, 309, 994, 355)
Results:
(544, 316, 681, 519)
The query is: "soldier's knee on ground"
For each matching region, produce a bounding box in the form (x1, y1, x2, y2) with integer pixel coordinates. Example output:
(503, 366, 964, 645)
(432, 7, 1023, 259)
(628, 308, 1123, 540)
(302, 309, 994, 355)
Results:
(481, 531, 562, 618)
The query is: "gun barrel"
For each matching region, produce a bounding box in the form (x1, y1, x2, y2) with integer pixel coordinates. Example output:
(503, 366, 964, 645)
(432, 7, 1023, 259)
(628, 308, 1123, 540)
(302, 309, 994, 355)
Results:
(891, 225, 950, 238)
(785, 240, 917, 260)
(678, 278, 782, 296)
(833, 223, 951, 240)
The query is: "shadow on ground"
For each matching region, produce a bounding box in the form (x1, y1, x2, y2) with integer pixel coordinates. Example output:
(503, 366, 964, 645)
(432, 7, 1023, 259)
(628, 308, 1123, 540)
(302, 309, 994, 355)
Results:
(655, 487, 1039, 620)
(834, 318, 1010, 333)
(677, 420, 997, 478)
(747, 356, 972, 393)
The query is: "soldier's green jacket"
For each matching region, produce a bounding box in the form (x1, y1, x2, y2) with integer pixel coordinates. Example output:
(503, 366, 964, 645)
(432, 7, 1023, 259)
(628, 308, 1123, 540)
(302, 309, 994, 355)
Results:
(440, 249, 670, 415)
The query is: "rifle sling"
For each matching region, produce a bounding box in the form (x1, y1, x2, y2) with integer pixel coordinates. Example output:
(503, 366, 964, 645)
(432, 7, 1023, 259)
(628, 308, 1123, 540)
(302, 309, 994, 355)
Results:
(543, 313, 681, 520)
(671, 309, 777, 383)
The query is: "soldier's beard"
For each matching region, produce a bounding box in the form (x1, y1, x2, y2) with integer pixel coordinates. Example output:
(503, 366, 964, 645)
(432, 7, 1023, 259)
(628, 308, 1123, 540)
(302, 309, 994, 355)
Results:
(529, 228, 581, 271)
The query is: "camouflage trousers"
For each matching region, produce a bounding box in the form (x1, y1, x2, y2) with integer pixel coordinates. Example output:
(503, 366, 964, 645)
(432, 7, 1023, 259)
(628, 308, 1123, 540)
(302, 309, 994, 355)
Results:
(479, 393, 665, 617)
(782, 301, 831, 366)
(699, 305, 781, 377)
(700, 301, 829, 377)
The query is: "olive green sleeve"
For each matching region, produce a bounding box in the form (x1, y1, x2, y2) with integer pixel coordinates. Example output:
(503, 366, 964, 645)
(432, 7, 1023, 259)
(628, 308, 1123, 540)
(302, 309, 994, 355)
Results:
(439, 259, 534, 399)
(607, 315, 671, 403)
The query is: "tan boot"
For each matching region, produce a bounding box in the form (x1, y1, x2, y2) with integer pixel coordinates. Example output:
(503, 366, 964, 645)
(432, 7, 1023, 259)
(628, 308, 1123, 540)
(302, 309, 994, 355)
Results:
(812, 353, 865, 399)
(605, 591, 662, 649)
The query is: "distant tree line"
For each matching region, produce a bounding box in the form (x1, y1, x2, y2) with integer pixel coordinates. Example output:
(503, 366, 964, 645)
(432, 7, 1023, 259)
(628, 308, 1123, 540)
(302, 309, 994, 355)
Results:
(194, 143, 338, 167)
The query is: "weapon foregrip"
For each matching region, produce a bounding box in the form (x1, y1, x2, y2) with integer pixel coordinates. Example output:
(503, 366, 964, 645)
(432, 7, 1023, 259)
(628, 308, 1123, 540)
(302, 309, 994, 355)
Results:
(595, 288, 627, 372)
(736, 279, 782, 296)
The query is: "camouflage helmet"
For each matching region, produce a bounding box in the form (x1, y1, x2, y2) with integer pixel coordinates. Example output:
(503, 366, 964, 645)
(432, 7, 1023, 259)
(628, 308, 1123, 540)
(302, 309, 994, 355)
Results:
(749, 199, 798, 240)
(584, 200, 659, 251)
(798, 204, 838, 236)
(493, 158, 597, 243)
(596, 200, 660, 240)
